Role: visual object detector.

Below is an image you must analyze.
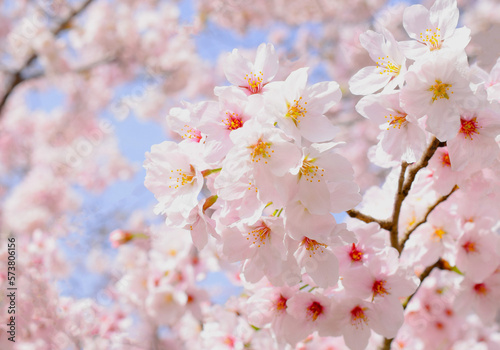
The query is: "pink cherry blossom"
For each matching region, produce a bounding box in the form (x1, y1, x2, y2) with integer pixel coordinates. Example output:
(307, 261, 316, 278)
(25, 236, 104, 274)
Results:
(265, 67, 341, 143)
(400, 0, 471, 59)
(455, 223, 500, 283)
(349, 28, 407, 95)
(447, 105, 500, 171)
(283, 292, 335, 345)
(222, 43, 279, 95)
(454, 271, 500, 324)
(356, 91, 427, 163)
(400, 53, 473, 141)
(144, 141, 204, 216)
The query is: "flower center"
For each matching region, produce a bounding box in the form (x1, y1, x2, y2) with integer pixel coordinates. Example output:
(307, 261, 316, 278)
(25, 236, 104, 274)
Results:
(384, 111, 407, 130)
(420, 27, 441, 51)
(244, 71, 264, 93)
(286, 97, 307, 126)
(307, 301, 324, 321)
(301, 237, 328, 258)
(164, 293, 174, 303)
(247, 223, 271, 247)
(441, 152, 451, 167)
(462, 240, 477, 253)
(372, 280, 389, 299)
(473, 283, 488, 295)
(276, 294, 288, 312)
(181, 125, 202, 142)
(349, 243, 364, 262)
(376, 55, 401, 75)
(223, 112, 243, 130)
(224, 336, 235, 347)
(168, 165, 195, 189)
(459, 117, 480, 140)
(350, 305, 368, 327)
(429, 80, 453, 102)
(247, 180, 258, 193)
(249, 138, 273, 163)
(433, 228, 446, 240)
(299, 157, 324, 183)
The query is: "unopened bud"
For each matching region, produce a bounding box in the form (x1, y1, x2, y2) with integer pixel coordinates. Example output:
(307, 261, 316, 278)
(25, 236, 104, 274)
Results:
(109, 229, 133, 248)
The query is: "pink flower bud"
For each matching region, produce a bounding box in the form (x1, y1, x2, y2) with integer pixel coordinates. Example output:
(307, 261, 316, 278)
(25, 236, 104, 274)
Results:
(109, 229, 133, 248)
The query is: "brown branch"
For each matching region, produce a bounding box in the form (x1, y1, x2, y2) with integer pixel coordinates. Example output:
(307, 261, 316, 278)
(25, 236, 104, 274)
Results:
(399, 185, 459, 248)
(377, 139, 449, 350)
(0, 72, 23, 115)
(386, 138, 442, 253)
(0, 0, 95, 116)
(346, 209, 392, 231)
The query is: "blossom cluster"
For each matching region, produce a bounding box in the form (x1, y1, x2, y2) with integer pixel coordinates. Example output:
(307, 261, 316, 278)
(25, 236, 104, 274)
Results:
(138, 0, 500, 349)
(142, 41, 421, 348)
(345, 0, 500, 348)
(351, 0, 500, 168)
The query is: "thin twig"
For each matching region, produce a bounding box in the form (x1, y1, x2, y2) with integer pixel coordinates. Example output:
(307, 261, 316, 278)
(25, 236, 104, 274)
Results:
(0, 72, 23, 114)
(400, 185, 459, 248)
(0, 0, 95, 116)
(379, 338, 393, 350)
(401, 138, 442, 197)
(381, 259, 445, 350)
(346, 209, 392, 231)
(26, 55, 117, 81)
(347, 139, 444, 250)
(389, 161, 409, 252)
(387, 138, 442, 253)
(402, 259, 445, 309)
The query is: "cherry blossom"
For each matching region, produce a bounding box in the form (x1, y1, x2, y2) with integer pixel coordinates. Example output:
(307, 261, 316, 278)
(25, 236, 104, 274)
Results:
(400, 0, 471, 59)
(400, 53, 473, 141)
(221, 43, 279, 95)
(349, 28, 407, 95)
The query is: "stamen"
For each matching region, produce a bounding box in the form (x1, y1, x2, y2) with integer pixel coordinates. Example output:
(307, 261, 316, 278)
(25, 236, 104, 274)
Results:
(276, 294, 287, 312)
(307, 301, 324, 321)
(350, 305, 368, 328)
(372, 280, 389, 299)
(299, 157, 324, 183)
(384, 111, 407, 130)
(429, 79, 453, 102)
(419, 27, 442, 51)
(433, 228, 446, 240)
(349, 243, 364, 262)
(441, 152, 451, 167)
(222, 112, 243, 130)
(301, 237, 328, 258)
(247, 222, 271, 247)
(243, 71, 264, 94)
(286, 97, 307, 126)
(181, 125, 202, 142)
(168, 165, 196, 189)
(376, 55, 401, 76)
(459, 117, 480, 140)
(462, 241, 477, 253)
(249, 138, 273, 164)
